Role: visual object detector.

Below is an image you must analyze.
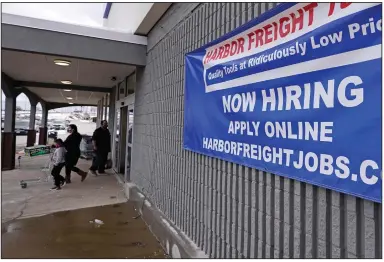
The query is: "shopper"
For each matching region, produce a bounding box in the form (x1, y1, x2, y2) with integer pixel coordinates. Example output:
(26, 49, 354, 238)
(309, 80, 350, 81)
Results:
(89, 120, 111, 175)
(64, 124, 88, 183)
(50, 139, 66, 190)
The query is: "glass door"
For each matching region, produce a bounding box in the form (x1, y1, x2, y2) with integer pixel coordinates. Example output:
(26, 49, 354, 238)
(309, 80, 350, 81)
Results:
(116, 106, 128, 175)
(125, 105, 134, 182)
(113, 108, 120, 173)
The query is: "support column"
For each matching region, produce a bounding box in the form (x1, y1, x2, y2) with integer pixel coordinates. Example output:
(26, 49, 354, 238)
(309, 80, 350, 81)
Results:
(109, 87, 116, 163)
(96, 100, 100, 125)
(108, 88, 116, 137)
(104, 94, 109, 121)
(39, 105, 48, 145)
(2, 96, 16, 170)
(27, 103, 37, 146)
(101, 96, 105, 122)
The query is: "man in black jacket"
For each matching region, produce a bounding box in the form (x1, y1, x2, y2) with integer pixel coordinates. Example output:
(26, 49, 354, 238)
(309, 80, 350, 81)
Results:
(64, 124, 88, 183)
(89, 120, 111, 175)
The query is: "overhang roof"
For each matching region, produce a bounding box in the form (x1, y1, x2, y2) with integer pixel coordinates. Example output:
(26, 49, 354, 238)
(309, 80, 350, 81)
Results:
(2, 13, 147, 66)
(134, 3, 172, 36)
(2, 50, 134, 106)
(1, 13, 142, 107)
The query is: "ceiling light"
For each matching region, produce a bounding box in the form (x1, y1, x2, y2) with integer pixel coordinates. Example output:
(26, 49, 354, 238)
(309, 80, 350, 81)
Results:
(61, 80, 72, 85)
(68, 102, 74, 105)
(63, 89, 72, 92)
(54, 59, 71, 66)
(66, 97, 73, 100)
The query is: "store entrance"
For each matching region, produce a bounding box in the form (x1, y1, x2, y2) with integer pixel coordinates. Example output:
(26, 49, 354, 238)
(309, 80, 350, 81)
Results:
(114, 106, 127, 175)
(112, 72, 136, 179)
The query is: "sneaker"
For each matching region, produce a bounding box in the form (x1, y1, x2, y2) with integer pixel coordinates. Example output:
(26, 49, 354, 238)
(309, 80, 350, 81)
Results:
(90, 170, 97, 176)
(50, 186, 61, 191)
(60, 180, 66, 188)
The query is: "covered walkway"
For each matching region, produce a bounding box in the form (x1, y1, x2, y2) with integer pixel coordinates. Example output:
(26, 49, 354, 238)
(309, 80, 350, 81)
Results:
(1, 11, 167, 259)
(1, 12, 145, 171)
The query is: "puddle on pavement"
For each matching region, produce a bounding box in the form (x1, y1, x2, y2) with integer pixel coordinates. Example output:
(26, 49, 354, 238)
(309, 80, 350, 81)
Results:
(2, 202, 167, 259)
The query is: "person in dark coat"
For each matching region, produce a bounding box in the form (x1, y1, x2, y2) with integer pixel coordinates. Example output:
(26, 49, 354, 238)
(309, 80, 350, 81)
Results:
(89, 120, 111, 175)
(64, 124, 88, 183)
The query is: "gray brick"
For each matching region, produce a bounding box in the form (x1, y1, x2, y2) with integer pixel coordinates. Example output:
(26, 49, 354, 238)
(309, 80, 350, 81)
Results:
(265, 244, 272, 258)
(243, 230, 250, 257)
(265, 215, 272, 245)
(250, 234, 257, 258)
(346, 211, 357, 255)
(283, 224, 292, 257)
(347, 252, 357, 259)
(257, 240, 263, 258)
(317, 239, 327, 258)
(317, 201, 327, 241)
(274, 219, 282, 256)
(363, 199, 375, 218)
(305, 198, 313, 234)
(130, 2, 381, 260)
(364, 217, 376, 258)
(226, 243, 231, 258)
(293, 228, 301, 258)
(283, 191, 291, 224)
(231, 248, 237, 258)
(305, 233, 313, 258)
(293, 193, 301, 228)
(346, 195, 357, 211)
(331, 245, 341, 258)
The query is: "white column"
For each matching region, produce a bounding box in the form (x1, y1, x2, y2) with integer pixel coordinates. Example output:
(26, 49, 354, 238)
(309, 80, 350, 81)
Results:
(104, 94, 109, 121)
(101, 96, 105, 121)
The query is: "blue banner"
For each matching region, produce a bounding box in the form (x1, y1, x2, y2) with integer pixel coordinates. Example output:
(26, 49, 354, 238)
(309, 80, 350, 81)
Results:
(184, 3, 382, 202)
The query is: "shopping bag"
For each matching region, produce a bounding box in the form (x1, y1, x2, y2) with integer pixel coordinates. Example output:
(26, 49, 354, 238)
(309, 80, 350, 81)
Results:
(105, 153, 112, 169)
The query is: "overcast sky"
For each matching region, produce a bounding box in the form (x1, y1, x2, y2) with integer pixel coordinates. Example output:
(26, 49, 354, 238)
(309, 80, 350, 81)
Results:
(2, 3, 105, 27)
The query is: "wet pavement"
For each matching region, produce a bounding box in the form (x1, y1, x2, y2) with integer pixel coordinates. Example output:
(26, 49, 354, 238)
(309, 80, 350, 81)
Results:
(2, 202, 167, 259)
(2, 149, 166, 259)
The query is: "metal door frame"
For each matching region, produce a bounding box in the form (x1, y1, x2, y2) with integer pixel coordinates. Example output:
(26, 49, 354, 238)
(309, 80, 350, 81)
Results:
(112, 94, 135, 174)
(124, 104, 134, 182)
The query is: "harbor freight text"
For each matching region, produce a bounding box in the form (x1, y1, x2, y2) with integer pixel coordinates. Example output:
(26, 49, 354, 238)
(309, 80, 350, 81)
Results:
(202, 137, 380, 186)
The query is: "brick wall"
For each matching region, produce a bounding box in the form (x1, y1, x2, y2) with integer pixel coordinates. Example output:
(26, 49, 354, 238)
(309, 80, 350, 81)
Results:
(131, 3, 382, 258)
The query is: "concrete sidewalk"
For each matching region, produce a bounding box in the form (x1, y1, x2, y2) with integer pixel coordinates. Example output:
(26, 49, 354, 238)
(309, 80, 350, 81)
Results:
(2, 155, 126, 223)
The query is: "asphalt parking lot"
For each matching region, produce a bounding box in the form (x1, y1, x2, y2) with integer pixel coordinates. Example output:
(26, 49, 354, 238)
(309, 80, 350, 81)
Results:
(16, 120, 96, 153)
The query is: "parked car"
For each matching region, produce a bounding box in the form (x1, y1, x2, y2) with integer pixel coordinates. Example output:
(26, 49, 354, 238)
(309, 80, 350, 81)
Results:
(50, 120, 66, 130)
(15, 120, 29, 135)
(48, 130, 58, 139)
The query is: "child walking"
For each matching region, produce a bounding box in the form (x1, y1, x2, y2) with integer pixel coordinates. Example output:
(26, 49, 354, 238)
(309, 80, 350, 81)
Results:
(51, 139, 67, 190)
